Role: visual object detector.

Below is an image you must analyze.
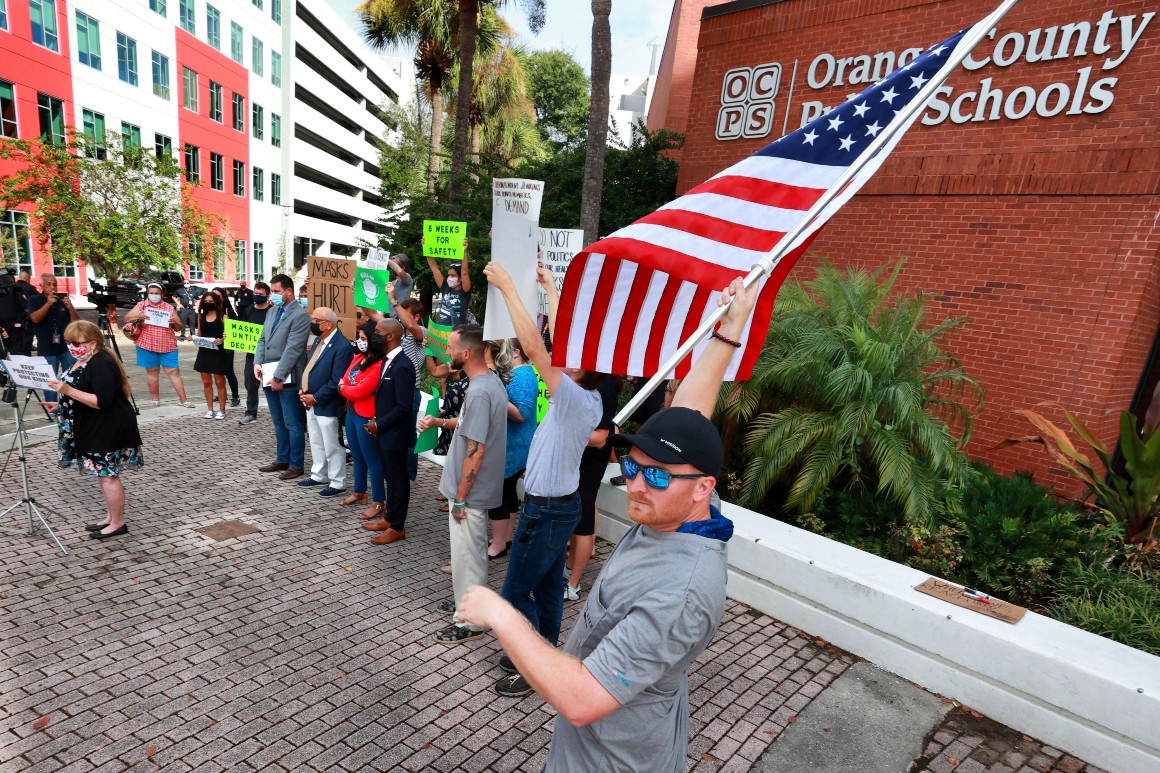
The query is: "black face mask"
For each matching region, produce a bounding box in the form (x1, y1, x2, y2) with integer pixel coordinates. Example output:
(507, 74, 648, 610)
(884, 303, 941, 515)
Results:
(369, 332, 385, 351)
(310, 322, 323, 336)
(253, 295, 267, 305)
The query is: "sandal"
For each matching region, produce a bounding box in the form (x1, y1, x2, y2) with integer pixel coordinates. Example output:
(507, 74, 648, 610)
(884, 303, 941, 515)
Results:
(438, 504, 449, 512)
(359, 502, 385, 521)
(340, 492, 368, 507)
(435, 494, 448, 502)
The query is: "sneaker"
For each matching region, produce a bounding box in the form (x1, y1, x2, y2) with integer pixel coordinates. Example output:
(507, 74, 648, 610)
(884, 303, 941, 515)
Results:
(610, 475, 627, 486)
(436, 599, 456, 615)
(203, 411, 215, 419)
(229, 397, 241, 408)
(238, 415, 256, 425)
(432, 625, 483, 644)
(297, 478, 327, 488)
(499, 655, 517, 674)
(563, 566, 572, 580)
(180, 401, 197, 409)
(318, 487, 346, 497)
(495, 673, 533, 698)
(564, 583, 582, 602)
(214, 411, 226, 420)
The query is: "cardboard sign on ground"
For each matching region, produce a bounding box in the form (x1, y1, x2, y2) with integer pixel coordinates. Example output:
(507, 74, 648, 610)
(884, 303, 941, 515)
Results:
(914, 577, 1027, 625)
(308, 256, 357, 338)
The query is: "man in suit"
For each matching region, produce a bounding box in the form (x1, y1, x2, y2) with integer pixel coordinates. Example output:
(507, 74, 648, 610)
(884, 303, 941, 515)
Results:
(362, 317, 418, 546)
(253, 273, 311, 480)
(297, 307, 353, 497)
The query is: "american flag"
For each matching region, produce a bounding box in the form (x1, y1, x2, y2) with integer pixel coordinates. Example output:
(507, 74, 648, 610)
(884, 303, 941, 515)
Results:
(553, 21, 987, 381)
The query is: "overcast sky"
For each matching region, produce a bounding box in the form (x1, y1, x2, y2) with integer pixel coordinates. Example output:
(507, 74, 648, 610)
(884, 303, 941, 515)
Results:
(324, 0, 674, 76)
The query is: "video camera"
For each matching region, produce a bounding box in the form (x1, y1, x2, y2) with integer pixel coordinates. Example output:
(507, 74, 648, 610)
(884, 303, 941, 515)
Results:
(86, 279, 117, 309)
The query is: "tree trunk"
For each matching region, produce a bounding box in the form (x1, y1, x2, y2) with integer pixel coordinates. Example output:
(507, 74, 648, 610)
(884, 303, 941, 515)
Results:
(470, 122, 481, 178)
(580, 0, 613, 246)
(428, 81, 445, 194)
(449, 0, 479, 207)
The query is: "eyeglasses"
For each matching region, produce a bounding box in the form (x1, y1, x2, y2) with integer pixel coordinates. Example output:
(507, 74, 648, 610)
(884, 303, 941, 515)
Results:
(619, 456, 705, 491)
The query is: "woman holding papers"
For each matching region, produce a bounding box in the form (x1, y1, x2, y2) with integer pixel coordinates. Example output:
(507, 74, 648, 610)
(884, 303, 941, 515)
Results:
(193, 293, 229, 419)
(45, 321, 142, 540)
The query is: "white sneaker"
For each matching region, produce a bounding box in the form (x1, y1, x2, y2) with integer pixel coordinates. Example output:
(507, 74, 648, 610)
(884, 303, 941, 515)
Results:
(564, 583, 582, 602)
(203, 410, 214, 419)
(563, 566, 571, 580)
(214, 411, 226, 420)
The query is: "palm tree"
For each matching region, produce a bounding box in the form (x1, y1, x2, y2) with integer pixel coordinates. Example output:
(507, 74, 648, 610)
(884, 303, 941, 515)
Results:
(448, 0, 545, 203)
(579, 0, 612, 245)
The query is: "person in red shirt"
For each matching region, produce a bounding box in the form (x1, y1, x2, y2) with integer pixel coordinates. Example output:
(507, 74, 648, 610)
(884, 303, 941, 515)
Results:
(121, 281, 195, 408)
(338, 321, 386, 520)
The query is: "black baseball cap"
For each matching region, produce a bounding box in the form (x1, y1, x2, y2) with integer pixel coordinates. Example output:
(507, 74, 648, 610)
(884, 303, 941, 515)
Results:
(610, 407, 724, 478)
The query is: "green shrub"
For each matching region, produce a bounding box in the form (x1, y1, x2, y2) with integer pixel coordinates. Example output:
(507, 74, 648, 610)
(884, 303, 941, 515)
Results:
(1045, 565, 1160, 656)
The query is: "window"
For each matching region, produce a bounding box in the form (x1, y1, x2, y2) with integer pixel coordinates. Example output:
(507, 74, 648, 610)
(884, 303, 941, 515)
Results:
(209, 152, 224, 191)
(253, 242, 264, 280)
(251, 103, 263, 140)
(271, 51, 281, 87)
(252, 167, 264, 201)
(1, 211, 33, 276)
(37, 93, 65, 145)
(272, 0, 281, 24)
(206, 5, 220, 49)
(81, 110, 106, 158)
(235, 240, 247, 281)
(252, 0, 262, 9)
(252, 38, 264, 76)
(30, 0, 59, 52)
(152, 51, 170, 99)
(188, 237, 204, 280)
(154, 133, 172, 160)
(149, 0, 166, 16)
(115, 33, 138, 85)
(230, 22, 243, 64)
(0, 0, 8, 31)
(271, 113, 281, 147)
(232, 93, 245, 132)
(182, 66, 198, 112)
(121, 122, 141, 149)
(232, 160, 245, 196)
(53, 258, 75, 278)
(75, 12, 101, 69)
(213, 238, 226, 278)
(271, 173, 281, 205)
(208, 82, 222, 122)
(183, 143, 200, 183)
(178, 0, 195, 34)
(0, 81, 16, 139)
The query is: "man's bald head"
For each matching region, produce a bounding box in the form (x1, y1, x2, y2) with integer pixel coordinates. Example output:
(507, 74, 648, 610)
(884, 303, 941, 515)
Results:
(376, 317, 403, 351)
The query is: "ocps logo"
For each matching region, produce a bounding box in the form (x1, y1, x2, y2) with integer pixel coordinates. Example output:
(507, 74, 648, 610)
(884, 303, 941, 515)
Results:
(716, 63, 782, 141)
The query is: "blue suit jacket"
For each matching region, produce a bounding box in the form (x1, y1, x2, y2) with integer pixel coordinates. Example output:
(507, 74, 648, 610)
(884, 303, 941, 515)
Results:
(305, 331, 354, 417)
(374, 351, 418, 451)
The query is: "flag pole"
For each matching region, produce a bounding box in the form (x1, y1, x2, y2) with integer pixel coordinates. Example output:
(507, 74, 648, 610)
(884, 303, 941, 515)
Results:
(612, 0, 1021, 428)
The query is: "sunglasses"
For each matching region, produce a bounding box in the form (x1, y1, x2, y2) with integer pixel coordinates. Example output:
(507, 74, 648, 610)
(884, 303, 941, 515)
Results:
(619, 456, 705, 491)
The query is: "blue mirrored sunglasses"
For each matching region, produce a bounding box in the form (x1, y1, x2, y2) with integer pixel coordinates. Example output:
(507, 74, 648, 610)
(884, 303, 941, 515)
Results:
(619, 456, 705, 491)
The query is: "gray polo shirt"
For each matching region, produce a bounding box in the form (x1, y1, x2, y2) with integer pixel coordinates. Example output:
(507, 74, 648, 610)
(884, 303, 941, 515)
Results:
(439, 370, 508, 509)
(522, 375, 602, 497)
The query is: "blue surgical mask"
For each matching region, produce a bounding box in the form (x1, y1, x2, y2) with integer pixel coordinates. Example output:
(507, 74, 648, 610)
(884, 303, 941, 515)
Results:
(270, 295, 285, 307)
(298, 297, 308, 307)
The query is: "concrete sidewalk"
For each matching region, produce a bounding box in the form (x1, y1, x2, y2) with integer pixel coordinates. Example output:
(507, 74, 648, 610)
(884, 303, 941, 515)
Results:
(0, 412, 1110, 772)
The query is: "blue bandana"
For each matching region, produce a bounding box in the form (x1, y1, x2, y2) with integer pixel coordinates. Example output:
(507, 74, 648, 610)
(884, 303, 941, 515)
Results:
(675, 506, 733, 542)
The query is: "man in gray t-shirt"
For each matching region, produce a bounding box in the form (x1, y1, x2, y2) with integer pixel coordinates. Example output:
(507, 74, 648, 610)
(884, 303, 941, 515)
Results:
(418, 324, 507, 644)
(458, 278, 757, 772)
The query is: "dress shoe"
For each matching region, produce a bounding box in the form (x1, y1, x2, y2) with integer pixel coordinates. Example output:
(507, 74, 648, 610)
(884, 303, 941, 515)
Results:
(487, 546, 509, 561)
(318, 487, 346, 498)
(370, 528, 405, 545)
(84, 522, 110, 532)
(362, 518, 391, 532)
(297, 477, 327, 488)
(90, 524, 128, 540)
(259, 461, 289, 473)
(278, 468, 304, 480)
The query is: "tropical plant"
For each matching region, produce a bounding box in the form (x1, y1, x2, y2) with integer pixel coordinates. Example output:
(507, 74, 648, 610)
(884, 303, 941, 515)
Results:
(722, 258, 983, 531)
(0, 133, 223, 285)
(1046, 564, 1160, 656)
(1002, 406, 1160, 554)
(579, 0, 612, 245)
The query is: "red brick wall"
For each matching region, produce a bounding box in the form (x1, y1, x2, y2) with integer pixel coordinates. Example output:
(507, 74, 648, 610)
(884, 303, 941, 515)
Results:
(677, 0, 1160, 495)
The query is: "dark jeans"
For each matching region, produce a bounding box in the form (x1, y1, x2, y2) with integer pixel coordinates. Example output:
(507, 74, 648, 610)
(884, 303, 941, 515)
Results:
(265, 386, 306, 469)
(243, 355, 260, 416)
(379, 447, 409, 531)
(224, 350, 239, 399)
(501, 495, 581, 647)
(346, 412, 384, 502)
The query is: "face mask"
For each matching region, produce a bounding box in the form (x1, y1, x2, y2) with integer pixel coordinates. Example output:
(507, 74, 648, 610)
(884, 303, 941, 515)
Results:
(299, 297, 308, 307)
(148, 293, 162, 303)
(355, 339, 367, 352)
(447, 276, 460, 289)
(204, 302, 216, 310)
(270, 294, 285, 307)
(369, 332, 385, 351)
(310, 322, 323, 336)
(68, 343, 91, 360)
(253, 295, 267, 305)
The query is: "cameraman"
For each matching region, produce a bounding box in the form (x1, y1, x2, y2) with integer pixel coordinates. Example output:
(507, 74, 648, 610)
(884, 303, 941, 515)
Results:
(172, 282, 196, 342)
(0, 271, 31, 356)
(28, 274, 80, 401)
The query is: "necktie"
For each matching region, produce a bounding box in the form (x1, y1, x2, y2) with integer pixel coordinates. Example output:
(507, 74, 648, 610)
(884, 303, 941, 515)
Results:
(302, 338, 324, 387)
(271, 306, 284, 332)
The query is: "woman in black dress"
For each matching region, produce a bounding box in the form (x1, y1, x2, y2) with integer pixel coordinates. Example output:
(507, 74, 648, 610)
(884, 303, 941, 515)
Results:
(45, 320, 142, 540)
(194, 293, 229, 419)
(211, 288, 241, 406)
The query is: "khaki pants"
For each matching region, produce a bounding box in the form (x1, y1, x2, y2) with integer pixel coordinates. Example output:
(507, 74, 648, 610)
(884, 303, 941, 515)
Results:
(449, 505, 489, 631)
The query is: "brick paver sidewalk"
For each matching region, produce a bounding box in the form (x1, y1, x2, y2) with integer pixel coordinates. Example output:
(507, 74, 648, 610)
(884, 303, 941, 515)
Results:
(1, 414, 856, 772)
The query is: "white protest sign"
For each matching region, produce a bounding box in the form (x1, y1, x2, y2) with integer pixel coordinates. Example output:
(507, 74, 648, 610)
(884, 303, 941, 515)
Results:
(364, 248, 392, 271)
(143, 305, 170, 327)
(1, 355, 59, 390)
(485, 178, 544, 341)
(537, 228, 584, 317)
(192, 336, 219, 349)
(259, 361, 293, 387)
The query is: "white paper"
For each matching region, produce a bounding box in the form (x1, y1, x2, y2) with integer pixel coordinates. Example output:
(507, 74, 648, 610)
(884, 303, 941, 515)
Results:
(364, 248, 392, 271)
(192, 336, 219, 349)
(537, 228, 584, 317)
(2, 355, 58, 389)
(259, 361, 292, 387)
(485, 178, 544, 341)
(144, 305, 170, 327)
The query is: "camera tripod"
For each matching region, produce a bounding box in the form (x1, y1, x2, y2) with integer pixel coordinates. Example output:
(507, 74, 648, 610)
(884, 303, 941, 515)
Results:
(0, 386, 66, 553)
(97, 305, 139, 415)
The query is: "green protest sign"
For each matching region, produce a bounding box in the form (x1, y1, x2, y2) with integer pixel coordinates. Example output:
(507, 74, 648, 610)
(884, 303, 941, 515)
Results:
(354, 266, 392, 311)
(422, 220, 467, 260)
(224, 318, 263, 354)
(425, 319, 453, 363)
(416, 386, 441, 454)
(532, 366, 549, 422)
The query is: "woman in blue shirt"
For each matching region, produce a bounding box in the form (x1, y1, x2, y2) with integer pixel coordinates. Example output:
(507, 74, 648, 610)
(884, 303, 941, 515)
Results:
(488, 339, 538, 558)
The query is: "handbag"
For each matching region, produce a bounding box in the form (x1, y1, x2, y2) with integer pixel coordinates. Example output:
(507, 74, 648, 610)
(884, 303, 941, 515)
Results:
(121, 319, 142, 342)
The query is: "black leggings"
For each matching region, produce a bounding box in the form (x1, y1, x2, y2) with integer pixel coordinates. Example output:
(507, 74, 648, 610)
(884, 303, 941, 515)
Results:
(488, 470, 524, 520)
